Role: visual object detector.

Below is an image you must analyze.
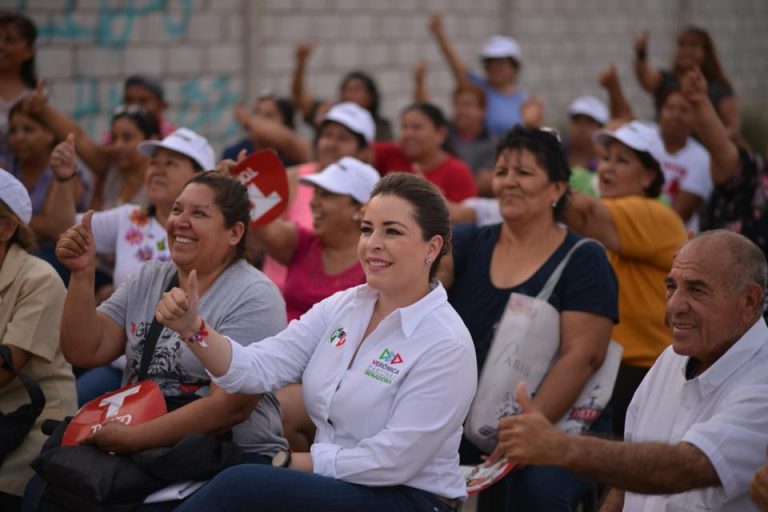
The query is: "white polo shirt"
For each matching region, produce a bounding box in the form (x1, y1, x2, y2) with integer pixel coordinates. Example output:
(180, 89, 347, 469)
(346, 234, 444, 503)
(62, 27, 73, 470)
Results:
(214, 282, 477, 499)
(624, 318, 768, 511)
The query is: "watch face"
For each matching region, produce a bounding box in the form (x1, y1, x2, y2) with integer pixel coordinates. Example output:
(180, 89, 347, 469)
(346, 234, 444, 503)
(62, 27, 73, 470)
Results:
(272, 450, 290, 468)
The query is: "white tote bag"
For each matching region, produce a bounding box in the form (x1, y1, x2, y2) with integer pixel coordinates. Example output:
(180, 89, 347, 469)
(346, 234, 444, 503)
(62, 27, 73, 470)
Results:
(465, 239, 622, 453)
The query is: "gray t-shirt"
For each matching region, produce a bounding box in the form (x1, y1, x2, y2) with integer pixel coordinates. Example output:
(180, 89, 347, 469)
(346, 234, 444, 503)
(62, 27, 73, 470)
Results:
(98, 259, 289, 455)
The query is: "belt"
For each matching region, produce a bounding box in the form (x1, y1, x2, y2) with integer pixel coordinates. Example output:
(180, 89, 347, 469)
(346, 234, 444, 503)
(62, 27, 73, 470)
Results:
(435, 495, 462, 511)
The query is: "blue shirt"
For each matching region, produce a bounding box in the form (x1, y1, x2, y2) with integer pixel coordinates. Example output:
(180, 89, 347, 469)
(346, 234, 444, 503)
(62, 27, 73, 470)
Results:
(469, 71, 526, 136)
(448, 224, 619, 370)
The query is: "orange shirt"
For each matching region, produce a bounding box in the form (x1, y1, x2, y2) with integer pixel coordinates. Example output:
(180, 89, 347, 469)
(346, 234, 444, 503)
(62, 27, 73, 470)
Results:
(604, 196, 687, 368)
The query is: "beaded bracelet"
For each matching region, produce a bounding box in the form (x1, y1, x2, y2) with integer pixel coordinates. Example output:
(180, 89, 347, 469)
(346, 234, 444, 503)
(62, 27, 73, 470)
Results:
(184, 318, 209, 348)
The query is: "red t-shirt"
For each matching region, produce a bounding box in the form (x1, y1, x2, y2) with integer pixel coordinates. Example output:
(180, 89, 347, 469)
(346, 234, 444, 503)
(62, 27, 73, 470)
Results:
(373, 142, 478, 202)
(283, 227, 366, 321)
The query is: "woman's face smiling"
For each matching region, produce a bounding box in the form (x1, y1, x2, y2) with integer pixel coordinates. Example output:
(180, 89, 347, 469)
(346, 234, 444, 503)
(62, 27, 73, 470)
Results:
(166, 182, 244, 273)
(596, 141, 654, 199)
(358, 194, 441, 298)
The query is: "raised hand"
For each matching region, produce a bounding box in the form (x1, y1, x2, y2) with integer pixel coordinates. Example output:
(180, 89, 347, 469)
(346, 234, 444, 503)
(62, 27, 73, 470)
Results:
(598, 64, 620, 90)
(295, 42, 314, 62)
(50, 133, 77, 180)
(680, 66, 708, 106)
(56, 210, 96, 272)
(428, 13, 444, 35)
(156, 269, 202, 341)
(414, 59, 428, 83)
(521, 95, 544, 128)
(215, 148, 247, 176)
(634, 31, 649, 55)
(22, 79, 47, 115)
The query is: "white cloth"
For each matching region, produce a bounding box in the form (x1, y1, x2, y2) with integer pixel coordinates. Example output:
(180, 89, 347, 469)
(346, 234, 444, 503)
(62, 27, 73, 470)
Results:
(624, 318, 768, 511)
(213, 283, 477, 499)
(462, 197, 502, 227)
(77, 204, 169, 287)
(653, 128, 712, 233)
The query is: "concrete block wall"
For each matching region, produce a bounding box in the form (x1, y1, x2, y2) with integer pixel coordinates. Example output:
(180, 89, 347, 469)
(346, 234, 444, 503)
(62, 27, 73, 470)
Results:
(8, 0, 768, 155)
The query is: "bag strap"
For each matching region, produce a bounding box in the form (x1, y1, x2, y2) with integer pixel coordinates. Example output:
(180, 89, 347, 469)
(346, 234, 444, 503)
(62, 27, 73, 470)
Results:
(0, 344, 46, 414)
(536, 238, 596, 301)
(138, 272, 179, 381)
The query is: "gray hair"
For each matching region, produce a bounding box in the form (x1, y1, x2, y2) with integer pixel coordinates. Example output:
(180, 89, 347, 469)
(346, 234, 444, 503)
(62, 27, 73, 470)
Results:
(687, 230, 767, 294)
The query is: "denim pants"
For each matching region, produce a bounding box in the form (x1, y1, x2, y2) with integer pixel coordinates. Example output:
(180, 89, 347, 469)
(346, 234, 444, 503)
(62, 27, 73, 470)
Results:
(173, 464, 458, 512)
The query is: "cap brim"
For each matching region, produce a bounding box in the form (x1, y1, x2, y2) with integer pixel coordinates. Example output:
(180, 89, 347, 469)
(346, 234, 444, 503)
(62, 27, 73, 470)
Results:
(137, 139, 210, 171)
(299, 174, 346, 196)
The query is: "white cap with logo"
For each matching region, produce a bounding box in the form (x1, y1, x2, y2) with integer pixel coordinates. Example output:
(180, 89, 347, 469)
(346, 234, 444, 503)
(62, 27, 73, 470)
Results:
(321, 102, 376, 145)
(300, 156, 380, 204)
(0, 169, 32, 224)
(568, 96, 609, 125)
(480, 35, 521, 61)
(138, 127, 216, 171)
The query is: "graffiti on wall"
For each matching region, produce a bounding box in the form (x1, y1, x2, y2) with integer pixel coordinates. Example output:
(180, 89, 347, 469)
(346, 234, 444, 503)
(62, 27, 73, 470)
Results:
(18, 0, 242, 150)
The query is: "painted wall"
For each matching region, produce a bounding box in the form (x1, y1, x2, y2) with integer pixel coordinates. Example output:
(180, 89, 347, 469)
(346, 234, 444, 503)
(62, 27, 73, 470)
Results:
(8, 0, 768, 155)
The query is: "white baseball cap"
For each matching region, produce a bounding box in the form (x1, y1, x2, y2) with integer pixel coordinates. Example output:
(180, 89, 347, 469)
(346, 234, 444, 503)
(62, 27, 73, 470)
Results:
(0, 169, 32, 225)
(594, 121, 661, 157)
(480, 35, 521, 61)
(138, 127, 215, 171)
(568, 96, 609, 125)
(300, 157, 380, 204)
(321, 102, 375, 144)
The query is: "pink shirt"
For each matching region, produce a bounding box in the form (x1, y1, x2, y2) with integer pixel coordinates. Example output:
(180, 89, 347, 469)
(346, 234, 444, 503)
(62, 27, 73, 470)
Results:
(283, 228, 366, 321)
(262, 162, 317, 291)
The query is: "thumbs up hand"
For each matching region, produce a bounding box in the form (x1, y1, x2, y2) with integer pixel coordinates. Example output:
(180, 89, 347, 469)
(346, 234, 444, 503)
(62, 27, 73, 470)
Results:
(56, 210, 96, 272)
(156, 269, 203, 342)
(51, 133, 77, 181)
(496, 381, 563, 465)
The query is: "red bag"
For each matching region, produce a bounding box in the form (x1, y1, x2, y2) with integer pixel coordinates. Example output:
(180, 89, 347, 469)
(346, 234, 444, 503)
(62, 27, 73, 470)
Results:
(230, 150, 289, 226)
(62, 380, 167, 446)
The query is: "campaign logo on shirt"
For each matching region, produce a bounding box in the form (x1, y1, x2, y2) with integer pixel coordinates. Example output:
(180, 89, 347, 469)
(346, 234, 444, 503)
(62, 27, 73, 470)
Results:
(363, 348, 404, 384)
(329, 327, 347, 347)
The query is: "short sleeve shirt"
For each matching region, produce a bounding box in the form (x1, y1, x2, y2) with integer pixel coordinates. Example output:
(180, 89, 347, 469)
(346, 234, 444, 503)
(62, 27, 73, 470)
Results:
(448, 225, 618, 369)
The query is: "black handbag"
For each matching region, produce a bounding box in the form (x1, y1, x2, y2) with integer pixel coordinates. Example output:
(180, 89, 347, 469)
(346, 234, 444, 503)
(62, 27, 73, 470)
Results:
(30, 273, 242, 511)
(0, 344, 46, 468)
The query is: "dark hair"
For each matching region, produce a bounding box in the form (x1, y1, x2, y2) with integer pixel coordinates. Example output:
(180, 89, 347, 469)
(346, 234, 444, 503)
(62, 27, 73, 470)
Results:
(674, 26, 731, 89)
(0, 200, 36, 251)
(495, 125, 572, 220)
(111, 105, 160, 140)
(124, 74, 165, 101)
(340, 71, 381, 118)
(453, 84, 487, 110)
(482, 57, 520, 71)
(402, 102, 448, 130)
(314, 118, 368, 151)
(634, 149, 664, 198)
(257, 95, 295, 130)
(183, 173, 249, 259)
(0, 12, 37, 89)
(369, 173, 451, 281)
(8, 100, 55, 142)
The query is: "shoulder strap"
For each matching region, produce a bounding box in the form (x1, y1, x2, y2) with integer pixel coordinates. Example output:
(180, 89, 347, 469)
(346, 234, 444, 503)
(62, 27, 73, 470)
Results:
(0, 344, 46, 414)
(138, 272, 179, 381)
(536, 238, 597, 301)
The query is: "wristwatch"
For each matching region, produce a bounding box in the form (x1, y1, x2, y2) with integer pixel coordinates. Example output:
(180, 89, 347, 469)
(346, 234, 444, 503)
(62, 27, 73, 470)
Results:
(271, 449, 292, 468)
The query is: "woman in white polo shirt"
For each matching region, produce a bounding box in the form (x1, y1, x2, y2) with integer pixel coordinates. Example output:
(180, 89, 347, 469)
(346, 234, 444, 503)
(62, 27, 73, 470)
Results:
(159, 173, 476, 512)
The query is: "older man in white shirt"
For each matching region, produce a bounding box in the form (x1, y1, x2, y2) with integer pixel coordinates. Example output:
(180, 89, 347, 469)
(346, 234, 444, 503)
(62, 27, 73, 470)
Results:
(496, 229, 768, 511)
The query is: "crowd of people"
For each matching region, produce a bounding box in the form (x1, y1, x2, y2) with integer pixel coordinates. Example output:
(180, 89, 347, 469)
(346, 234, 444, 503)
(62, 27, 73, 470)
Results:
(0, 9, 767, 512)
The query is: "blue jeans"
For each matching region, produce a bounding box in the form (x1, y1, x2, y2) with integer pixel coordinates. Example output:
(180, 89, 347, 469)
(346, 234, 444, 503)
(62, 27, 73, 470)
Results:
(174, 465, 456, 512)
(75, 365, 124, 406)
